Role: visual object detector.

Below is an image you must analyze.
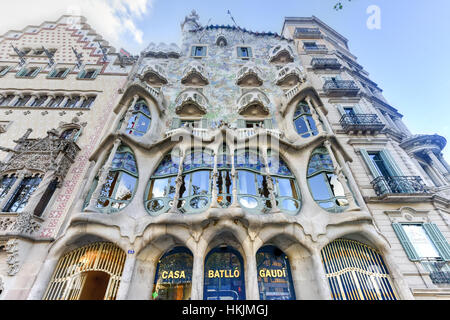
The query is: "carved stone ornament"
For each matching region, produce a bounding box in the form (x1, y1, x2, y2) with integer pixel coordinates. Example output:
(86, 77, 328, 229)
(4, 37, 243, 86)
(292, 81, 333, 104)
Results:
(5, 239, 20, 276)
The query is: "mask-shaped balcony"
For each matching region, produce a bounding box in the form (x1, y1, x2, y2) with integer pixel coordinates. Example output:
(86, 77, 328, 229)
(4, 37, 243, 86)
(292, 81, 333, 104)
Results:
(181, 61, 209, 86)
(323, 80, 360, 97)
(237, 90, 270, 117)
(269, 44, 294, 63)
(276, 63, 306, 87)
(140, 63, 168, 86)
(236, 62, 263, 87)
(175, 90, 208, 116)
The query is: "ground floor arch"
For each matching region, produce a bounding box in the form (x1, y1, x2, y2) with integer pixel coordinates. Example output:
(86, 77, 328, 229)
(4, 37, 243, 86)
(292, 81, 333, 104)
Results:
(321, 238, 398, 300)
(42, 242, 126, 300)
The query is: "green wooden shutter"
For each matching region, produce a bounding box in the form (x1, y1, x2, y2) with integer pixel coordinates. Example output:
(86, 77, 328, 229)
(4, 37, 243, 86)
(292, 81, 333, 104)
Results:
(78, 69, 86, 79)
(48, 68, 57, 78)
(237, 118, 246, 129)
(92, 69, 100, 79)
(0, 66, 11, 76)
(263, 118, 273, 129)
(247, 47, 253, 58)
(423, 223, 450, 261)
(191, 46, 196, 57)
(392, 223, 421, 261)
(62, 68, 71, 78)
(171, 117, 181, 130)
(31, 67, 41, 78)
(336, 104, 346, 116)
(360, 149, 381, 178)
(380, 149, 403, 177)
(17, 67, 26, 77)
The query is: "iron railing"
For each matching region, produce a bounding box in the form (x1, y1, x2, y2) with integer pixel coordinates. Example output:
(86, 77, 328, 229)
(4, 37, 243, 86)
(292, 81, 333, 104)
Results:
(421, 259, 450, 284)
(371, 176, 428, 196)
(339, 114, 385, 132)
(311, 58, 341, 69)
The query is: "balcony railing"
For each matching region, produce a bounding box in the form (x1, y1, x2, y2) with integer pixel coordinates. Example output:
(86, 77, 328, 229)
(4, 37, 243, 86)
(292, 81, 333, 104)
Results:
(371, 176, 428, 197)
(303, 44, 327, 52)
(339, 114, 385, 134)
(294, 28, 321, 39)
(421, 259, 450, 284)
(311, 58, 341, 70)
(323, 80, 359, 97)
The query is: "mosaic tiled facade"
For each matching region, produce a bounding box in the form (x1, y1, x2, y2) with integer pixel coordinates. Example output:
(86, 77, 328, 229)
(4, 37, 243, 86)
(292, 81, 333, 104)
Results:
(0, 12, 449, 300)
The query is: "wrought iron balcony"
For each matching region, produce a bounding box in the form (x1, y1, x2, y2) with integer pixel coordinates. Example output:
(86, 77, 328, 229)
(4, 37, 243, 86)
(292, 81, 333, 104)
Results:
(294, 27, 321, 39)
(421, 259, 450, 284)
(303, 44, 328, 52)
(311, 58, 341, 70)
(323, 80, 359, 97)
(371, 176, 428, 197)
(339, 114, 385, 134)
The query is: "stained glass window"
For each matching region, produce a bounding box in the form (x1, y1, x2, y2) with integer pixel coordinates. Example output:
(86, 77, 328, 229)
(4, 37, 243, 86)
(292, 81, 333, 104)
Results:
(126, 99, 151, 137)
(153, 247, 193, 300)
(293, 100, 318, 138)
(96, 145, 138, 212)
(257, 246, 296, 300)
(307, 147, 348, 213)
(204, 246, 246, 300)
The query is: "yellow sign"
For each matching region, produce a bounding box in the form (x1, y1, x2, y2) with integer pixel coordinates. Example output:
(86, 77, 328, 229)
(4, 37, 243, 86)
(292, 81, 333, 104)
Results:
(161, 270, 186, 279)
(207, 269, 240, 278)
(259, 268, 287, 278)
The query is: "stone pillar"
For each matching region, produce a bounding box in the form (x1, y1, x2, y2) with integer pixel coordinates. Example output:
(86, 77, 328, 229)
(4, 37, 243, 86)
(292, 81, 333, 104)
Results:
(311, 249, 332, 300)
(168, 150, 185, 213)
(116, 253, 137, 300)
(9, 94, 21, 107)
(426, 150, 448, 176)
(210, 150, 219, 208)
(305, 97, 324, 135)
(119, 95, 140, 133)
(324, 140, 359, 211)
(230, 149, 239, 208)
(261, 149, 280, 213)
(0, 170, 27, 211)
(27, 257, 59, 300)
(245, 248, 260, 300)
(75, 95, 86, 108)
(191, 251, 204, 300)
(84, 139, 122, 212)
(439, 153, 450, 173)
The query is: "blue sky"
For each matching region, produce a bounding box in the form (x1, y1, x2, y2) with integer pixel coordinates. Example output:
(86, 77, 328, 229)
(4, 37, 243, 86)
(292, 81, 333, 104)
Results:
(1, 0, 449, 160)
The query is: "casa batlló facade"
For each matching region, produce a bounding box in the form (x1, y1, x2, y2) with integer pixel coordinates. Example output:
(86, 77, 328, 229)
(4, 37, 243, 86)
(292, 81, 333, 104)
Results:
(0, 11, 449, 301)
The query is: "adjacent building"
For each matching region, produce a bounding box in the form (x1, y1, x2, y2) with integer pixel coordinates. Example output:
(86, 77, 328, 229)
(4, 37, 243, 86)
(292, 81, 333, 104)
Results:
(0, 12, 449, 300)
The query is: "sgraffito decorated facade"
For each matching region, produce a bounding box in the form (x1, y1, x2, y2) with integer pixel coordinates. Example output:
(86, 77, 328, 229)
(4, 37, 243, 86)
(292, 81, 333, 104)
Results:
(0, 12, 449, 300)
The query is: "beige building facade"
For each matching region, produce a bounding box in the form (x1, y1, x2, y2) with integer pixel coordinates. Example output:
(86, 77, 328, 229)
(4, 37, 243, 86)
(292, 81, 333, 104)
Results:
(0, 13, 449, 300)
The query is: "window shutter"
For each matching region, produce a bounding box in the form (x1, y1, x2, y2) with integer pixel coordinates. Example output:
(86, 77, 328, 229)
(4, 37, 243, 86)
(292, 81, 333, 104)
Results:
(392, 223, 421, 261)
(201, 118, 209, 129)
(247, 47, 253, 58)
(263, 119, 273, 129)
(73, 129, 82, 142)
(48, 69, 57, 78)
(92, 69, 100, 79)
(78, 69, 86, 79)
(171, 117, 181, 130)
(360, 149, 381, 178)
(0, 66, 11, 76)
(31, 67, 41, 78)
(191, 46, 196, 57)
(62, 68, 71, 78)
(17, 67, 26, 77)
(336, 104, 346, 116)
(423, 223, 450, 261)
(380, 149, 403, 177)
(237, 118, 246, 129)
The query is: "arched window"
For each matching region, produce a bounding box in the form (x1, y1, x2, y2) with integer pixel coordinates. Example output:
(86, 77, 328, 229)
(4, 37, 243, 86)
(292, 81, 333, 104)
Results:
(204, 246, 245, 300)
(178, 149, 213, 213)
(145, 152, 180, 215)
(126, 99, 151, 137)
(0, 175, 17, 203)
(257, 246, 296, 300)
(152, 247, 193, 300)
(293, 100, 318, 138)
(216, 144, 233, 208)
(96, 145, 138, 212)
(267, 151, 301, 215)
(235, 149, 270, 213)
(321, 239, 398, 300)
(3, 175, 42, 213)
(307, 147, 348, 213)
(43, 242, 126, 300)
(60, 128, 80, 142)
